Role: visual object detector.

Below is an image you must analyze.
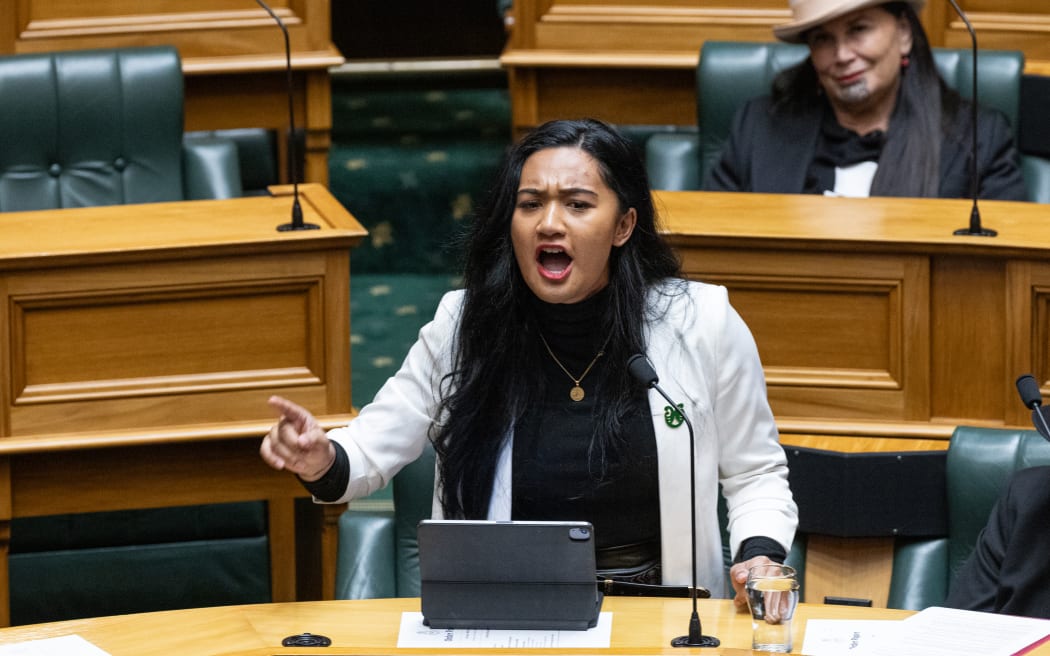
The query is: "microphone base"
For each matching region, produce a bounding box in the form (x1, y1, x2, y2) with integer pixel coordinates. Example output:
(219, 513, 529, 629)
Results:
(671, 634, 720, 648)
(277, 221, 321, 232)
(953, 226, 997, 237)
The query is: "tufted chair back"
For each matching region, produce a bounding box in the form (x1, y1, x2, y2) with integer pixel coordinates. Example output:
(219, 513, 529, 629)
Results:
(887, 426, 1050, 610)
(0, 46, 241, 212)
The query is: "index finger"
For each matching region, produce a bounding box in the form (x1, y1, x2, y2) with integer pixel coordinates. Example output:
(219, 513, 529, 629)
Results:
(268, 395, 317, 432)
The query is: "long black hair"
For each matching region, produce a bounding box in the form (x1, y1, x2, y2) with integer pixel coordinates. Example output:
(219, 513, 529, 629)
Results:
(432, 118, 682, 519)
(770, 2, 962, 197)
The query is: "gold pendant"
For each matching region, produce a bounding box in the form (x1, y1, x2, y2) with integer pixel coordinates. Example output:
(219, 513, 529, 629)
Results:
(570, 385, 585, 402)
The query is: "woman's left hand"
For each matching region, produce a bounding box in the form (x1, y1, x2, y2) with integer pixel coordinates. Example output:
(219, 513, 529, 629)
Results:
(729, 554, 775, 611)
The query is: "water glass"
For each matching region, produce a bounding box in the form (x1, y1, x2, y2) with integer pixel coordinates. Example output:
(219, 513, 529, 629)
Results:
(745, 563, 800, 653)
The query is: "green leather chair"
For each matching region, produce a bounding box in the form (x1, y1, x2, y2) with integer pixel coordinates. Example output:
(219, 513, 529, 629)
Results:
(886, 426, 1050, 611)
(336, 442, 435, 599)
(0, 46, 270, 625)
(335, 441, 806, 600)
(645, 41, 1050, 203)
(0, 46, 242, 212)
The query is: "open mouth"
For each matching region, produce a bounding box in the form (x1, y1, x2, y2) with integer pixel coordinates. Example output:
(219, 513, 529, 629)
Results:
(538, 247, 572, 277)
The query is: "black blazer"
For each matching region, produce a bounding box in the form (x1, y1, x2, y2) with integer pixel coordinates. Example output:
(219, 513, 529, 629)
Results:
(704, 95, 1027, 201)
(945, 466, 1050, 619)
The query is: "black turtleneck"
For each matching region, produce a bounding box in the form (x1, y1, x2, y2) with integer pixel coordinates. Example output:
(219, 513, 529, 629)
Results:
(512, 288, 661, 573)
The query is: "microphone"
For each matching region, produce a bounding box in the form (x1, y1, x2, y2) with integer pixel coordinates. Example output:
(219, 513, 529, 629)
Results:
(1015, 374, 1050, 441)
(256, 0, 319, 232)
(949, 0, 996, 237)
(627, 354, 719, 648)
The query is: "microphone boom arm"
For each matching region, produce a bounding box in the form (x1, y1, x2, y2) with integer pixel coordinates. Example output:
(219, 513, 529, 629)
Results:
(949, 0, 996, 237)
(626, 355, 719, 648)
(256, 0, 319, 232)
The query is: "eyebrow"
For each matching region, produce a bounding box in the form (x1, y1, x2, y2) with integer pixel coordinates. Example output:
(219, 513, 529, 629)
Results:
(516, 187, 599, 197)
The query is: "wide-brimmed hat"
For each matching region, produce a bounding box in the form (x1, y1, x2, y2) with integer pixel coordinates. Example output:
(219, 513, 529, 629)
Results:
(774, 0, 926, 43)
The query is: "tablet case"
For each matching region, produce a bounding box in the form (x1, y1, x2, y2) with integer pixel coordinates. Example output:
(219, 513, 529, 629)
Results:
(417, 520, 604, 630)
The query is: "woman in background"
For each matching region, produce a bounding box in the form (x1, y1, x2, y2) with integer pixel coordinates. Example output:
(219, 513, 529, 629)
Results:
(705, 0, 1026, 200)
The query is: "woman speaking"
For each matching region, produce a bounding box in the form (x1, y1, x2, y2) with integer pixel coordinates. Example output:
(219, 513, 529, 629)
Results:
(261, 118, 797, 606)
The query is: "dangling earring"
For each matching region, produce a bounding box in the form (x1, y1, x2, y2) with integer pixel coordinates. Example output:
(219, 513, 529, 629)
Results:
(901, 54, 911, 68)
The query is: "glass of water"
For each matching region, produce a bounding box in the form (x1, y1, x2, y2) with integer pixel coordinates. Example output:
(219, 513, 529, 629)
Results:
(745, 563, 800, 653)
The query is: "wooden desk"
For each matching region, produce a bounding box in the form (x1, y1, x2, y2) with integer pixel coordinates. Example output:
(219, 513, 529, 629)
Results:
(656, 191, 1050, 605)
(0, 185, 366, 626)
(656, 190, 1050, 440)
(5, 597, 1047, 656)
(0, 597, 927, 655)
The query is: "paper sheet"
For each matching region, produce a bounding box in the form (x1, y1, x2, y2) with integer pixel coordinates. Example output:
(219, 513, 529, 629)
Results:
(396, 611, 613, 648)
(0, 635, 110, 656)
(866, 607, 1050, 656)
(800, 619, 897, 655)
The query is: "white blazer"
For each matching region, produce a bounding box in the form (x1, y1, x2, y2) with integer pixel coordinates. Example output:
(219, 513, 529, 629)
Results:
(327, 280, 798, 597)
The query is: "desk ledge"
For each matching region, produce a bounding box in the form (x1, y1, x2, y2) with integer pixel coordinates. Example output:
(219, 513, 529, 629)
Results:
(0, 413, 355, 455)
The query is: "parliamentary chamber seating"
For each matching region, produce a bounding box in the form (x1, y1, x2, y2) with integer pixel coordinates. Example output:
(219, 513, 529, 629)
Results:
(0, 45, 279, 624)
(644, 41, 1050, 203)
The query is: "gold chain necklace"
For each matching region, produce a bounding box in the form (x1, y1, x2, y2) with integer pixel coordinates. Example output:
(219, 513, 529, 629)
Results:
(538, 333, 611, 402)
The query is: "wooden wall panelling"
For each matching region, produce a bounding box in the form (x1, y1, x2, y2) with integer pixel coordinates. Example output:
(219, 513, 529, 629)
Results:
(931, 1, 1050, 74)
(501, 1, 792, 134)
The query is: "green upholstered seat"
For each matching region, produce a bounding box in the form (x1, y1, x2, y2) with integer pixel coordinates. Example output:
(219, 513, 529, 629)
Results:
(887, 426, 1050, 611)
(336, 442, 436, 599)
(186, 128, 278, 197)
(9, 503, 271, 625)
(0, 46, 242, 212)
(645, 41, 1050, 203)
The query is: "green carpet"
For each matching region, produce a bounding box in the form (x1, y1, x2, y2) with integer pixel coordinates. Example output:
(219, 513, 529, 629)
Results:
(350, 272, 462, 408)
(329, 76, 511, 275)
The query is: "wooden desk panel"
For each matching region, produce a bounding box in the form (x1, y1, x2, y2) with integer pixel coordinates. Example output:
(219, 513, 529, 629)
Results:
(0, 185, 366, 627)
(7, 253, 337, 435)
(679, 247, 930, 421)
(657, 190, 1050, 436)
